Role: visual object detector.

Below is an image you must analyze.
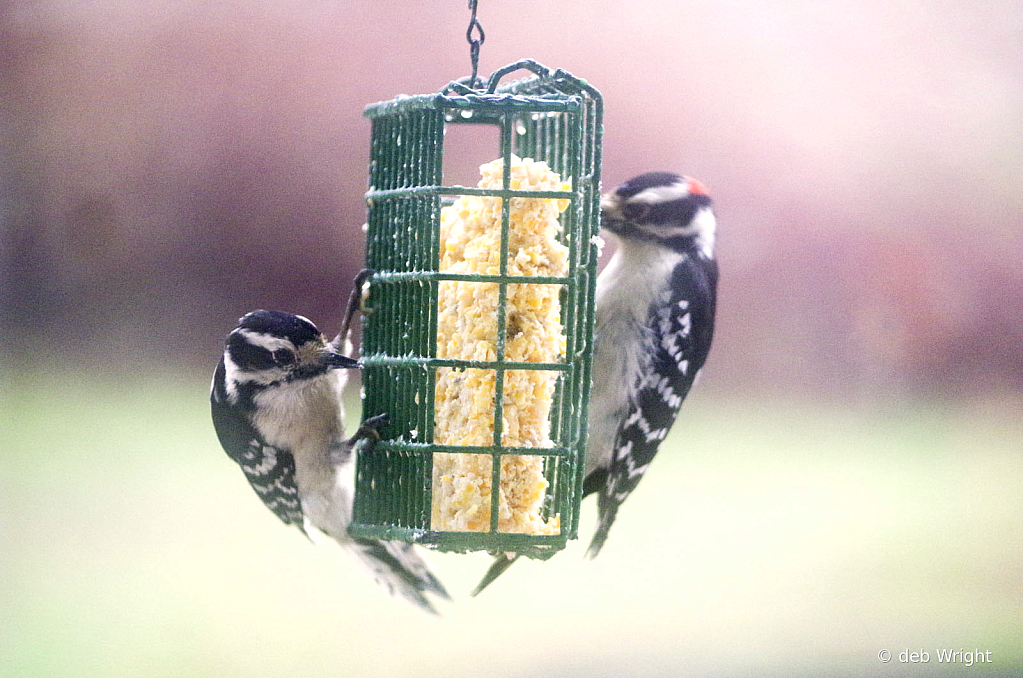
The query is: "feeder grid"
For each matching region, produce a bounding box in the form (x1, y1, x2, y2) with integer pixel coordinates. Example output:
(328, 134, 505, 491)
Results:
(350, 60, 603, 558)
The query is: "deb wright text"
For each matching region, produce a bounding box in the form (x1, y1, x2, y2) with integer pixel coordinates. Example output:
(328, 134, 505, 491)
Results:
(878, 648, 994, 666)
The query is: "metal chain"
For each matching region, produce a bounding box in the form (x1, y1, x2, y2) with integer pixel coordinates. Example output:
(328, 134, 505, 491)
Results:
(466, 0, 485, 88)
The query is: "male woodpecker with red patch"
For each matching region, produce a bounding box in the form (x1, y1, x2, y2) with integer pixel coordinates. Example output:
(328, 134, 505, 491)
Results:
(473, 172, 718, 594)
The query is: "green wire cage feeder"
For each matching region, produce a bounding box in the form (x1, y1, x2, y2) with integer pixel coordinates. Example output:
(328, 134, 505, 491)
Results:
(349, 59, 603, 559)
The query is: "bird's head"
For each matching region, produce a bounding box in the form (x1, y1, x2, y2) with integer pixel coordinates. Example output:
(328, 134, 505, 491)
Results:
(223, 310, 357, 387)
(600, 172, 716, 256)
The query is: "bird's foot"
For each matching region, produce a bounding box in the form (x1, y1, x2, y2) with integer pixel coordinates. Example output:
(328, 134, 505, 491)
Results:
(349, 412, 389, 446)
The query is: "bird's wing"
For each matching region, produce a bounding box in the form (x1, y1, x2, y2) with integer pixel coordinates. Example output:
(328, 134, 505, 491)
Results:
(587, 255, 717, 558)
(211, 360, 305, 529)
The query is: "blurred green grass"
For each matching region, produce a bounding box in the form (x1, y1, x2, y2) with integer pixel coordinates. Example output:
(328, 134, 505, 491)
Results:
(2, 369, 1021, 678)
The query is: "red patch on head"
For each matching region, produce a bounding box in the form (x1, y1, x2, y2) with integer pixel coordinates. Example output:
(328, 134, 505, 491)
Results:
(685, 177, 709, 196)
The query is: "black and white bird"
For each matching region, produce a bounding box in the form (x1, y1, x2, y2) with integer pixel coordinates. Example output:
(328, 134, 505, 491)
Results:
(473, 172, 718, 594)
(210, 284, 449, 613)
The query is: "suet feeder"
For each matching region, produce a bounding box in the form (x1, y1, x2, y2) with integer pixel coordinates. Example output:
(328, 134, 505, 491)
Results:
(349, 58, 603, 559)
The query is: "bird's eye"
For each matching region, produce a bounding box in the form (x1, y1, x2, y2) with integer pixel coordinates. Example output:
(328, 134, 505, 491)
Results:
(623, 202, 651, 222)
(272, 349, 296, 366)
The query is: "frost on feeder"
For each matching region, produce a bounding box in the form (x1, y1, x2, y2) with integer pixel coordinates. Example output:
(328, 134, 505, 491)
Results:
(350, 60, 603, 558)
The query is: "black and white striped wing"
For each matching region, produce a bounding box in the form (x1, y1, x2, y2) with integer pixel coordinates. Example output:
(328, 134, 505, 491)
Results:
(587, 255, 717, 557)
(210, 360, 305, 529)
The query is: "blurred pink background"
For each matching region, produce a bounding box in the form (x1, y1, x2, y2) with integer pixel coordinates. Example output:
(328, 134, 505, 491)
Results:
(3, 0, 1022, 399)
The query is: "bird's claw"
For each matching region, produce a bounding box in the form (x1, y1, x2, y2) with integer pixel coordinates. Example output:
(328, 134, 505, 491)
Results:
(350, 412, 389, 446)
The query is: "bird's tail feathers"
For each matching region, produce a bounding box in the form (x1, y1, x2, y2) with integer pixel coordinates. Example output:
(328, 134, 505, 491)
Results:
(351, 538, 450, 614)
(470, 552, 521, 597)
(585, 491, 621, 559)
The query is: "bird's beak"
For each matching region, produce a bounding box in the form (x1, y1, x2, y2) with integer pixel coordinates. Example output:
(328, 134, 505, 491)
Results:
(599, 192, 618, 218)
(321, 348, 359, 369)
(599, 193, 625, 234)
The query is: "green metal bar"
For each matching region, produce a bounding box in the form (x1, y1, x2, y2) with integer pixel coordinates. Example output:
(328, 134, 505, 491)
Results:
(367, 186, 577, 200)
(444, 115, 504, 127)
(373, 441, 570, 456)
(361, 356, 569, 372)
(348, 523, 567, 550)
(560, 108, 581, 455)
(488, 114, 516, 534)
(396, 368, 408, 525)
(409, 115, 423, 272)
(364, 93, 579, 118)
(558, 110, 583, 534)
(385, 114, 399, 191)
(423, 110, 444, 529)
(573, 87, 603, 537)
(372, 271, 572, 285)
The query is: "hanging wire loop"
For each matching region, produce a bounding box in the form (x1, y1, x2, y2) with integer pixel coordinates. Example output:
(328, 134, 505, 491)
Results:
(466, 0, 485, 88)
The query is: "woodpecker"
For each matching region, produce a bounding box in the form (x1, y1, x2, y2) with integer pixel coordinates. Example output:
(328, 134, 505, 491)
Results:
(210, 274, 449, 613)
(473, 172, 718, 594)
